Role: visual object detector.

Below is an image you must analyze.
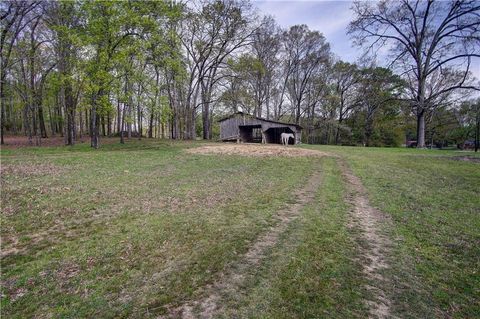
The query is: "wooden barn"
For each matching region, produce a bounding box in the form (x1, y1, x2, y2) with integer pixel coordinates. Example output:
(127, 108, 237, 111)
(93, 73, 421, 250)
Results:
(219, 112, 302, 145)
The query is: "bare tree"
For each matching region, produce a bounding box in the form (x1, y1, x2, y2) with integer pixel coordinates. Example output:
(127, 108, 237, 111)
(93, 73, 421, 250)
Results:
(330, 61, 359, 144)
(303, 71, 330, 143)
(250, 15, 280, 118)
(6, 4, 55, 145)
(181, 0, 257, 139)
(349, 0, 480, 148)
(283, 25, 330, 125)
(0, 0, 39, 144)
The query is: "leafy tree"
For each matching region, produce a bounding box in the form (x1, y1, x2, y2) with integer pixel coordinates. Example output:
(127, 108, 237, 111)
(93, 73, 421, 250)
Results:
(357, 66, 404, 146)
(82, 0, 142, 148)
(44, 0, 82, 145)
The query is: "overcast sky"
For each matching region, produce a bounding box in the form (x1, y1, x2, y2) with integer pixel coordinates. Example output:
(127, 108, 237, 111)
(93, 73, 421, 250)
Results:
(253, 0, 357, 61)
(252, 0, 480, 81)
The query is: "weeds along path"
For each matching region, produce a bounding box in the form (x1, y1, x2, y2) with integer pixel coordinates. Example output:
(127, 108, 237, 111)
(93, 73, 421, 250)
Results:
(161, 165, 324, 319)
(339, 160, 393, 319)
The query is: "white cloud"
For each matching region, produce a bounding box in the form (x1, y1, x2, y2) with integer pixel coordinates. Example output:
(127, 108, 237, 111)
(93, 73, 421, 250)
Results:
(254, 1, 353, 38)
(254, 1, 359, 63)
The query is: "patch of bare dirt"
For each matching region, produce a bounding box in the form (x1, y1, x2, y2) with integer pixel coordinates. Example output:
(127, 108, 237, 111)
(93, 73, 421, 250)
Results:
(0, 163, 64, 178)
(186, 143, 327, 157)
(160, 167, 323, 319)
(339, 160, 393, 319)
(449, 156, 480, 163)
(0, 232, 47, 258)
(55, 262, 79, 279)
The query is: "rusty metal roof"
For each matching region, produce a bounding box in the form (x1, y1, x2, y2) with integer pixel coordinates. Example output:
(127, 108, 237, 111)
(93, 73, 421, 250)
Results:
(218, 112, 303, 129)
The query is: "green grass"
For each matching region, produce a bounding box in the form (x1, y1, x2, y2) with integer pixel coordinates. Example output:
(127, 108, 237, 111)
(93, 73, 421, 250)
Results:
(228, 157, 367, 318)
(1, 140, 479, 318)
(304, 145, 480, 318)
(1, 140, 315, 317)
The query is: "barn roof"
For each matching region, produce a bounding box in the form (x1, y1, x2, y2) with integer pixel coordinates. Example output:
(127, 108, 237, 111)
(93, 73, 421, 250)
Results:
(218, 112, 303, 130)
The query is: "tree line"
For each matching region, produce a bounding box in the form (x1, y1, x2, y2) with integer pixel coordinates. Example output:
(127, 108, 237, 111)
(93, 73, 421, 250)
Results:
(1, 0, 479, 149)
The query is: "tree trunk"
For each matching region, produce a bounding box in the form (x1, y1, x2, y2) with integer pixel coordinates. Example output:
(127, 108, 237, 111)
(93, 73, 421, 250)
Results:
(137, 97, 141, 140)
(185, 107, 196, 140)
(79, 108, 83, 138)
(23, 105, 30, 139)
(57, 104, 63, 137)
(266, 95, 270, 120)
(189, 108, 196, 139)
(335, 117, 343, 145)
(90, 103, 96, 148)
(126, 78, 132, 139)
(364, 106, 375, 146)
(120, 102, 125, 144)
(0, 79, 5, 144)
(148, 112, 154, 138)
(127, 105, 132, 139)
(37, 98, 47, 138)
(202, 103, 209, 139)
(107, 112, 111, 136)
(100, 115, 105, 136)
(116, 98, 121, 134)
(49, 103, 55, 136)
(162, 120, 165, 139)
(11, 94, 17, 135)
(335, 126, 340, 145)
(90, 92, 101, 149)
(364, 119, 373, 147)
(84, 109, 88, 136)
(475, 109, 479, 152)
(416, 111, 426, 148)
(201, 85, 211, 140)
(295, 100, 301, 125)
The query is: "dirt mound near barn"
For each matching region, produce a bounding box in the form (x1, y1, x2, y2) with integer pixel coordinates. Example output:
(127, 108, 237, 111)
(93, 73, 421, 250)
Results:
(186, 143, 328, 157)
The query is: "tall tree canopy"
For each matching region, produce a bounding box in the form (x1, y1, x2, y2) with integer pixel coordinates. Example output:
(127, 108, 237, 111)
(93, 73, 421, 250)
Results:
(0, 0, 477, 149)
(349, 0, 480, 148)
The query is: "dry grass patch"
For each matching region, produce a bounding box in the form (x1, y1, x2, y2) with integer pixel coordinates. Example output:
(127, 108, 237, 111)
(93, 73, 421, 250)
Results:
(186, 143, 328, 157)
(0, 163, 64, 178)
(449, 155, 480, 163)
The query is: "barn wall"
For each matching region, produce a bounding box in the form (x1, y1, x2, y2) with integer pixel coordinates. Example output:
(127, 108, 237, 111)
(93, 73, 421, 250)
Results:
(220, 114, 302, 144)
(220, 119, 240, 140)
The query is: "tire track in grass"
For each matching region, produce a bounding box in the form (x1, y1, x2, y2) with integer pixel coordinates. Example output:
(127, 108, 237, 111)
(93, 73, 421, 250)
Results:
(160, 165, 323, 319)
(339, 160, 393, 319)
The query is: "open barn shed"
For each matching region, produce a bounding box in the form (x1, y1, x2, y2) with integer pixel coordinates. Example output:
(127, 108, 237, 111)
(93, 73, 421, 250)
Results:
(219, 112, 302, 145)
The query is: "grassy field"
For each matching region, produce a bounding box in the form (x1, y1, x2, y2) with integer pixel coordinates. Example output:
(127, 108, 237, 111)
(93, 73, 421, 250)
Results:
(315, 146, 480, 318)
(1, 140, 479, 318)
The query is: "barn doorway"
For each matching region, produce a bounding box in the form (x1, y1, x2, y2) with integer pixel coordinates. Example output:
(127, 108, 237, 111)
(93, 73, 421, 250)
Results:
(239, 125, 263, 143)
(264, 127, 295, 144)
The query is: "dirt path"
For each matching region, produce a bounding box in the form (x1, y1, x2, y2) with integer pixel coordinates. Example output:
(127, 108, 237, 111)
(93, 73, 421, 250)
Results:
(339, 161, 393, 319)
(161, 167, 323, 319)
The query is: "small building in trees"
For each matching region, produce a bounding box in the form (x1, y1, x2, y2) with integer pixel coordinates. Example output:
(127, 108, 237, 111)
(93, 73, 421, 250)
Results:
(219, 112, 302, 144)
